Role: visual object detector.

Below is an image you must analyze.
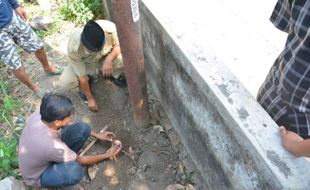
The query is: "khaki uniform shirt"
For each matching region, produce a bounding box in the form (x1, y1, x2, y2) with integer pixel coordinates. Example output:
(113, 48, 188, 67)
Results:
(67, 20, 120, 77)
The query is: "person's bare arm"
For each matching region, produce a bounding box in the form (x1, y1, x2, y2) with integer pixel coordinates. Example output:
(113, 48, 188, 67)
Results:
(78, 76, 98, 112)
(102, 46, 121, 77)
(91, 131, 115, 141)
(76, 140, 121, 165)
(15, 7, 27, 20)
(76, 151, 114, 165)
(280, 126, 310, 157)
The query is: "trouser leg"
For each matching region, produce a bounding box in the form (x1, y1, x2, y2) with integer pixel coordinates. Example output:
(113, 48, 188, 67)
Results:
(59, 65, 80, 91)
(111, 54, 124, 79)
(61, 122, 91, 153)
(40, 161, 83, 188)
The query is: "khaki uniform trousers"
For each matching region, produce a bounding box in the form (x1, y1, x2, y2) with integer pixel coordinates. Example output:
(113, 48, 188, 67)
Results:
(59, 54, 123, 91)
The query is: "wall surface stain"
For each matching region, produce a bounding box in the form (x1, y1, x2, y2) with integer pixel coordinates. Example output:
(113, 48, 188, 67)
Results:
(237, 107, 249, 120)
(217, 84, 233, 104)
(217, 84, 231, 97)
(266, 150, 291, 178)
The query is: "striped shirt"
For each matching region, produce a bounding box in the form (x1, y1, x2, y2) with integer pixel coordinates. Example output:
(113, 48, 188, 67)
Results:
(257, 0, 310, 138)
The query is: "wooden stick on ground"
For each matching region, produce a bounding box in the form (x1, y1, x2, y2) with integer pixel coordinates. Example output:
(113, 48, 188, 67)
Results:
(79, 125, 108, 156)
(121, 149, 138, 167)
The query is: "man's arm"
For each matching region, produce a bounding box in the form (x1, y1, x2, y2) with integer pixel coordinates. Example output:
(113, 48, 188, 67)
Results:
(102, 46, 121, 77)
(280, 126, 310, 157)
(76, 151, 114, 165)
(76, 139, 121, 165)
(8, 0, 20, 9)
(9, 0, 27, 20)
(78, 76, 98, 112)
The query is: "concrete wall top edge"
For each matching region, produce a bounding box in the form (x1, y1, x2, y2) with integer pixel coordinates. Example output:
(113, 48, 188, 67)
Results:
(141, 0, 310, 187)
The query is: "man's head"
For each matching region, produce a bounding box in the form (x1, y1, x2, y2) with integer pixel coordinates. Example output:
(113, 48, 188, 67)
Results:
(81, 20, 105, 53)
(40, 93, 74, 126)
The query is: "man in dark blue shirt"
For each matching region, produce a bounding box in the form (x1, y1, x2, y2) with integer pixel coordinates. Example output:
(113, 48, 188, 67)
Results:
(0, 0, 62, 98)
(257, 0, 310, 157)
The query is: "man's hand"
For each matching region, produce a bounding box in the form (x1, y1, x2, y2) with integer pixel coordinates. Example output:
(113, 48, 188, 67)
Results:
(105, 140, 122, 158)
(87, 97, 98, 112)
(15, 7, 27, 20)
(279, 126, 304, 157)
(102, 60, 113, 77)
(96, 131, 116, 141)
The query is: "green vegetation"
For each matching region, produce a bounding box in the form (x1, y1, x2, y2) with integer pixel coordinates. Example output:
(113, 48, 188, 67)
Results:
(59, 0, 103, 25)
(0, 77, 31, 180)
(23, 2, 66, 39)
(185, 170, 195, 184)
(0, 0, 104, 180)
(25, 0, 103, 39)
(0, 137, 19, 179)
(34, 13, 66, 39)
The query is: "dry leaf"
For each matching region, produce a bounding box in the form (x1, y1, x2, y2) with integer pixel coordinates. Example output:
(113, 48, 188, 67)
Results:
(87, 164, 99, 180)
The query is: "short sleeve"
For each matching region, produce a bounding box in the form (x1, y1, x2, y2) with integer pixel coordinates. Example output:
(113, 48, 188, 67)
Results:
(270, 0, 292, 33)
(112, 31, 120, 47)
(68, 51, 87, 77)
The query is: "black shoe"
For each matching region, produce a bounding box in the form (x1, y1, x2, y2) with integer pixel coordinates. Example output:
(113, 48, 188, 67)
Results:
(113, 75, 127, 87)
(79, 91, 87, 103)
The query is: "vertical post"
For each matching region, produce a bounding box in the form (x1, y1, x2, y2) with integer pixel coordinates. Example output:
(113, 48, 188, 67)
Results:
(111, 0, 150, 127)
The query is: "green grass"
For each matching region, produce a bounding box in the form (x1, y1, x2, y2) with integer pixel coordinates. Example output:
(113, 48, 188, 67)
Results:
(0, 76, 30, 180)
(0, 136, 19, 179)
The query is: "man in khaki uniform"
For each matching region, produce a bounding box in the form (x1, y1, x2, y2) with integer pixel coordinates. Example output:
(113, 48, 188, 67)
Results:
(59, 20, 126, 112)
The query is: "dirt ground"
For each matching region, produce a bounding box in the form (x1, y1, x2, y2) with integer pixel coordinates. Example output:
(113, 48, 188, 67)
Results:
(0, 9, 201, 190)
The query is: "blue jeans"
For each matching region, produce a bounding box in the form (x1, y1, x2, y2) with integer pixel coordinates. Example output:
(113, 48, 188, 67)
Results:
(40, 122, 91, 188)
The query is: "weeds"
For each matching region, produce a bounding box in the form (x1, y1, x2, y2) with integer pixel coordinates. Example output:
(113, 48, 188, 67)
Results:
(58, 0, 103, 25)
(185, 170, 195, 184)
(0, 76, 28, 180)
(0, 137, 19, 179)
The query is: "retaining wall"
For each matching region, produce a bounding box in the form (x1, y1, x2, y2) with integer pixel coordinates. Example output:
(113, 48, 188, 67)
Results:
(102, 0, 310, 189)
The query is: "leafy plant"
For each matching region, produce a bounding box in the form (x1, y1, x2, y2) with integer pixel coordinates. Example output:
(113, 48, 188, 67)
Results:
(0, 79, 10, 95)
(0, 95, 24, 126)
(0, 137, 19, 179)
(185, 170, 195, 184)
(58, 0, 103, 25)
(0, 78, 26, 180)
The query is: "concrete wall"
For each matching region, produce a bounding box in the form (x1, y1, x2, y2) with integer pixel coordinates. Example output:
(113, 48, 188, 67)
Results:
(103, 0, 310, 189)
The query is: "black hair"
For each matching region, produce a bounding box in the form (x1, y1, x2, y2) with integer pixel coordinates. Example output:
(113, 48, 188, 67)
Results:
(40, 93, 74, 123)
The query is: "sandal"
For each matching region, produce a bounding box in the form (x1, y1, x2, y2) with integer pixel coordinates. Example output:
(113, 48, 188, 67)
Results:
(46, 66, 64, 76)
(33, 86, 49, 99)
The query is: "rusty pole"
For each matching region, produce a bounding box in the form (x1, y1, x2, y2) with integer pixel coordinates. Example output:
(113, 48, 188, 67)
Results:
(111, 0, 150, 128)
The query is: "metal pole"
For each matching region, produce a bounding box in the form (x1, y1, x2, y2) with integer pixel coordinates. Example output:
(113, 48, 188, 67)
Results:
(111, 0, 150, 128)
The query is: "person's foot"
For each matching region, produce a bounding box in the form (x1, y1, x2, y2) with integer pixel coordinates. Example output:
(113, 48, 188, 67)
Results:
(44, 66, 64, 76)
(30, 84, 48, 99)
(30, 84, 41, 94)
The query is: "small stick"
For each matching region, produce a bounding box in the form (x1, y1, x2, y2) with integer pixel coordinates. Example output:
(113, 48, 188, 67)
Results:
(79, 125, 108, 156)
(121, 150, 138, 167)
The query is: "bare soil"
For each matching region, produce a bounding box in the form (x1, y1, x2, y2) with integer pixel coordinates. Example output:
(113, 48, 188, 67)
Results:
(3, 9, 189, 190)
